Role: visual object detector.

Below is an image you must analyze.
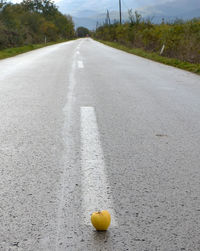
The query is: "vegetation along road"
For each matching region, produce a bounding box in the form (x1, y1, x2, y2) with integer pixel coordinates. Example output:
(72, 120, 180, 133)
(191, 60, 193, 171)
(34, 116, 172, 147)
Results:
(0, 38, 200, 250)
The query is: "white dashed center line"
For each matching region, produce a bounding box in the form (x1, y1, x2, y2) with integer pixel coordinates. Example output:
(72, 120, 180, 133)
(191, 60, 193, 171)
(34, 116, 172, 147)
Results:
(80, 106, 117, 227)
(78, 60, 84, 68)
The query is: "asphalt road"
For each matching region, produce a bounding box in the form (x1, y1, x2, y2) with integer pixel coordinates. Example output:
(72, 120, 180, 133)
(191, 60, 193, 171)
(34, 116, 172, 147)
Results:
(0, 38, 200, 251)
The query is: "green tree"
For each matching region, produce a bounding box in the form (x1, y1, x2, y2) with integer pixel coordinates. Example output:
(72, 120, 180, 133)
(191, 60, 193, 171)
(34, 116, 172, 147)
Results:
(76, 26, 90, 37)
(0, 0, 75, 49)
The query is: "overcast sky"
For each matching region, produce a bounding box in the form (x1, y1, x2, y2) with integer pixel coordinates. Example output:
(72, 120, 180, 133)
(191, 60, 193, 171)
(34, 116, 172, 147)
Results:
(10, 0, 175, 14)
(57, 0, 173, 16)
(10, 0, 199, 17)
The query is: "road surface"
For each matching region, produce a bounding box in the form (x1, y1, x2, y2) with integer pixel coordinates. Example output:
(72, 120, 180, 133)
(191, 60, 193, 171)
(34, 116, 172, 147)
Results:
(0, 38, 200, 251)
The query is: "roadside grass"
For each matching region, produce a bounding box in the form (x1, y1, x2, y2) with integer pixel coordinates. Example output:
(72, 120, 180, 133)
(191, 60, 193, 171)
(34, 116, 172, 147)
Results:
(97, 40, 200, 75)
(0, 40, 70, 60)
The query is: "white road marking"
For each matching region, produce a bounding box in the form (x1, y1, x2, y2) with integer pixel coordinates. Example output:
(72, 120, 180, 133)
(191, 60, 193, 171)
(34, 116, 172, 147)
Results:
(80, 106, 117, 227)
(78, 60, 84, 69)
(76, 51, 80, 55)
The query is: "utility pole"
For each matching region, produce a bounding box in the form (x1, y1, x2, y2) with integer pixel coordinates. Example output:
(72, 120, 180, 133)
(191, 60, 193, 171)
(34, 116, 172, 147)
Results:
(119, 0, 122, 24)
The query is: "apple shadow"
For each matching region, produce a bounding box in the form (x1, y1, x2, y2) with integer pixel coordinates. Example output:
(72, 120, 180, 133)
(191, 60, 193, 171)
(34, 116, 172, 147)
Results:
(92, 229, 112, 245)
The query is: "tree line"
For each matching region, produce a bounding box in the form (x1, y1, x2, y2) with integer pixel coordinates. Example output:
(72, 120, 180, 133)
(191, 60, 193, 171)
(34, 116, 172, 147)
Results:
(94, 11, 200, 64)
(0, 0, 75, 49)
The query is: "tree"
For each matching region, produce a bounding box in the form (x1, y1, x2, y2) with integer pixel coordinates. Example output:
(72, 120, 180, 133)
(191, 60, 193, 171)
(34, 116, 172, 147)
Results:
(128, 9, 142, 26)
(105, 9, 110, 25)
(76, 26, 90, 37)
(22, 0, 58, 16)
(0, 0, 75, 48)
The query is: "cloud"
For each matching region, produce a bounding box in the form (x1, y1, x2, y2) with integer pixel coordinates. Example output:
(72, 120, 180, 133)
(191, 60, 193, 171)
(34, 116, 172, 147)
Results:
(9, 0, 177, 14)
(11, 0, 62, 3)
(9, 0, 200, 19)
(141, 0, 200, 17)
(57, 0, 185, 16)
(58, 0, 118, 16)
(72, 0, 200, 29)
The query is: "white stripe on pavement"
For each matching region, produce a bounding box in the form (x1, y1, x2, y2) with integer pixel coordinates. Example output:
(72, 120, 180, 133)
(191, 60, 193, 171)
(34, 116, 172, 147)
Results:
(78, 60, 84, 68)
(80, 106, 117, 227)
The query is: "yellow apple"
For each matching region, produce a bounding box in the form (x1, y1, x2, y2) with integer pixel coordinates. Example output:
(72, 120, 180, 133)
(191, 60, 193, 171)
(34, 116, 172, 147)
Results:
(91, 210, 111, 231)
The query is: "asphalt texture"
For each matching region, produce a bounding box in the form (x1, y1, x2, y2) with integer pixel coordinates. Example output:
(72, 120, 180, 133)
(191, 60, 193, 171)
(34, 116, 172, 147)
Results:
(0, 38, 200, 251)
